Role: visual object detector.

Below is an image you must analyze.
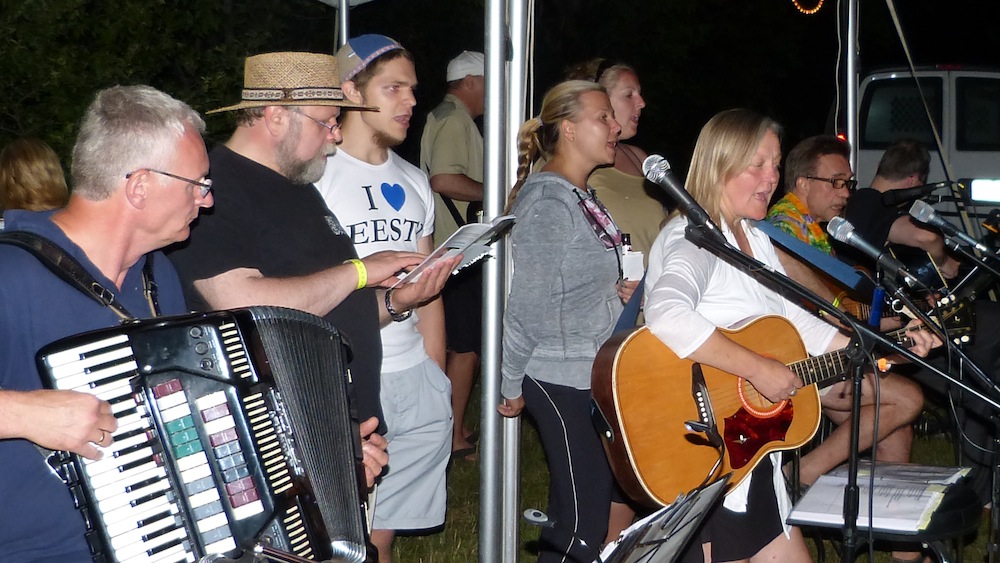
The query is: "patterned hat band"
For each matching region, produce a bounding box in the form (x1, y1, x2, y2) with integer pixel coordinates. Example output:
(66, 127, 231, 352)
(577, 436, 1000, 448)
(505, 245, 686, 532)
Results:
(240, 87, 346, 102)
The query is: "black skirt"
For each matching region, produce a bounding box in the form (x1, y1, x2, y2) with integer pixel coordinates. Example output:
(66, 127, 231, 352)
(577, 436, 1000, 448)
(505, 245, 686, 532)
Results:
(678, 457, 785, 562)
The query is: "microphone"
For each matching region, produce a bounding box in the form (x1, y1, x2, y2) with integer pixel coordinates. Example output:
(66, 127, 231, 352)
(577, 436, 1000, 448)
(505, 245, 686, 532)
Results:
(880, 181, 951, 206)
(827, 217, 918, 287)
(909, 200, 990, 253)
(642, 155, 728, 247)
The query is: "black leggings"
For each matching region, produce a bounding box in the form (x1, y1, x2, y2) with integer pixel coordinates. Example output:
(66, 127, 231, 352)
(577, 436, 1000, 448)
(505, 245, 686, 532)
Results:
(524, 377, 613, 563)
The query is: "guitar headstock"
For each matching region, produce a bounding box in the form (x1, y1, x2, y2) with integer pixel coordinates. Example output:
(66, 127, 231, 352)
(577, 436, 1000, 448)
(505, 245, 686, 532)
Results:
(929, 295, 976, 346)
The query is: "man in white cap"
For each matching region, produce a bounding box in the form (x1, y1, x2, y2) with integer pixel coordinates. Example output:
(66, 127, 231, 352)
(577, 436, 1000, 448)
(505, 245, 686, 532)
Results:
(418, 50, 486, 462)
(168, 52, 455, 490)
(314, 35, 453, 563)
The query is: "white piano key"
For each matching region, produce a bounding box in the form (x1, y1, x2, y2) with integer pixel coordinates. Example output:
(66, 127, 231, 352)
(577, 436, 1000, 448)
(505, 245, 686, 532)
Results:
(114, 526, 187, 560)
(59, 364, 138, 395)
(94, 472, 170, 511)
(83, 446, 154, 477)
(108, 509, 178, 551)
(93, 465, 165, 502)
(101, 495, 172, 527)
(87, 459, 157, 489)
(42, 334, 129, 369)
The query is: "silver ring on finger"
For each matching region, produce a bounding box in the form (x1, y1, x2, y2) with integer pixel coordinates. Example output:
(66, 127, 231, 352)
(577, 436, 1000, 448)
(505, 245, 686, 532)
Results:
(789, 389, 797, 397)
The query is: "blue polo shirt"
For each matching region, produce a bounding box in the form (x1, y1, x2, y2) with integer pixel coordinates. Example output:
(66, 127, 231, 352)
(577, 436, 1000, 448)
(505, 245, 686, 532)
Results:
(0, 209, 187, 562)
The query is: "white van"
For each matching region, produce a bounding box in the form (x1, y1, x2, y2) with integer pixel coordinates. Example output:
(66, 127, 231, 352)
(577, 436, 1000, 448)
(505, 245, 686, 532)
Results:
(854, 66, 1000, 225)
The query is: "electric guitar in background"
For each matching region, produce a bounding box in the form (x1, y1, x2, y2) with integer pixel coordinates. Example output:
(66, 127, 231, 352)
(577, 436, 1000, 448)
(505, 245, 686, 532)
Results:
(590, 307, 973, 508)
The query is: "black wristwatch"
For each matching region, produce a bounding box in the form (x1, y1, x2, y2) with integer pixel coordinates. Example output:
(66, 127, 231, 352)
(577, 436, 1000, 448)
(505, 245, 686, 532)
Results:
(385, 288, 412, 322)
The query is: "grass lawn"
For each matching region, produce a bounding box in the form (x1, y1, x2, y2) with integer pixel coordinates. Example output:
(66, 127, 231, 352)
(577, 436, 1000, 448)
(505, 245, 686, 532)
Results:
(391, 396, 990, 562)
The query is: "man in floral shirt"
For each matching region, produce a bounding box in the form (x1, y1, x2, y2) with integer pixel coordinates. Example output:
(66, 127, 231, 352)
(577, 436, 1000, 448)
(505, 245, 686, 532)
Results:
(764, 137, 924, 562)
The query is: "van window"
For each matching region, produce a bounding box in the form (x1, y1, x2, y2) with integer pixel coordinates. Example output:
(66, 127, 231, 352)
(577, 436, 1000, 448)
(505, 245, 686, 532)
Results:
(860, 77, 942, 149)
(956, 77, 1000, 151)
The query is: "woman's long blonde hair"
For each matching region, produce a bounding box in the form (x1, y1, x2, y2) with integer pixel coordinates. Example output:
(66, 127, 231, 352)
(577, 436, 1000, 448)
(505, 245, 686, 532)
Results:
(0, 138, 69, 212)
(684, 108, 782, 224)
(505, 80, 606, 211)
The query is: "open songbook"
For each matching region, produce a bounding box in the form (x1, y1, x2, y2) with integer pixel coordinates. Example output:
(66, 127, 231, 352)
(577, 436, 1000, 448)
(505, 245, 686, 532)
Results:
(788, 461, 970, 532)
(390, 214, 515, 288)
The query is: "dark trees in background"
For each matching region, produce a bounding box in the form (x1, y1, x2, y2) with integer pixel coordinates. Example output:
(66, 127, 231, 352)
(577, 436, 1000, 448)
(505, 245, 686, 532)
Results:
(3, 0, 997, 183)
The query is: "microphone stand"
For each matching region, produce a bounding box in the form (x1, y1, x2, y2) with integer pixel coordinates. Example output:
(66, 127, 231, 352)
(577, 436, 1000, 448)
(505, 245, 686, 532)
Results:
(945, 237, 1000, 277)
(684, 221, 1000, 563)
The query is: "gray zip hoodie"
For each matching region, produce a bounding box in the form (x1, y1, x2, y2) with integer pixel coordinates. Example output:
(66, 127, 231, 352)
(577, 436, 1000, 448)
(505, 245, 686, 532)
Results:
(501, 172, 623, 399)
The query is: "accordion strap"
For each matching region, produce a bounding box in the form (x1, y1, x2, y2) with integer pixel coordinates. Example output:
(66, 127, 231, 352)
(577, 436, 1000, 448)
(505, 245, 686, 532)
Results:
(0, 231, 159, 319)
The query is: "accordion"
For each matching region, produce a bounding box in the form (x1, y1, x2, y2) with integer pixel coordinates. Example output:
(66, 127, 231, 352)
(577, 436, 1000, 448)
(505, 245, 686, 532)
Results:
(37, 306, 371, 563)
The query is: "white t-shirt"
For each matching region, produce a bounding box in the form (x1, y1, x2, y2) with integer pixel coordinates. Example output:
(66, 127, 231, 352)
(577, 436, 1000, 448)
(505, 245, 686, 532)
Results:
(315, 149, 436, 372)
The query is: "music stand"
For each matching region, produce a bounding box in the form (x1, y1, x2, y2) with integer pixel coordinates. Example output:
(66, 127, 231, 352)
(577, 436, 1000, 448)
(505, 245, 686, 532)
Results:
(599, 474, 731, 563)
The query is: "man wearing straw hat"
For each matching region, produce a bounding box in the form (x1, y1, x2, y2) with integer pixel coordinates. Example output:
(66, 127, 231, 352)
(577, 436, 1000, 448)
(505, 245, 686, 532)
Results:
(168, 52, 457, 448)
(314, 35, 453, 562)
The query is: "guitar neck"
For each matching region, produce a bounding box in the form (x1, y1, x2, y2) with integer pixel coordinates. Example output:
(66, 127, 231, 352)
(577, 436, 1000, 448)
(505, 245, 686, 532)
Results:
(789, 326, 910, 387)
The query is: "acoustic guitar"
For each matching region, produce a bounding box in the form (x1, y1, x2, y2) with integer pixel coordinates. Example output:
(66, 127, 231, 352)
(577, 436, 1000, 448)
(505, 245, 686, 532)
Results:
(591, 308, 973, 508)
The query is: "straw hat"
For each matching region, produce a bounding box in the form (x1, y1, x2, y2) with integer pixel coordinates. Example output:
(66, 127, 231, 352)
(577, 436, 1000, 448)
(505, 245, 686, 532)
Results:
(208, 51, 374, 114)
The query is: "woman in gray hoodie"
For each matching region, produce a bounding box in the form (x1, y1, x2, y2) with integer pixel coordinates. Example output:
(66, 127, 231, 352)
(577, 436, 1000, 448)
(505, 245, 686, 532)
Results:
(498, 79, 636, 562)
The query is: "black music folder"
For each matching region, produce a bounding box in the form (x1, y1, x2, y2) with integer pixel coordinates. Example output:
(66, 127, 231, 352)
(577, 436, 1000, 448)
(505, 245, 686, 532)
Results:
(600, 473, 731, 563)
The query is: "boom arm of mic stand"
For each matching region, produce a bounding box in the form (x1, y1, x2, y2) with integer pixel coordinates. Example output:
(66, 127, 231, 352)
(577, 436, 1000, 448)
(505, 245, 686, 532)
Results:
(946, 238, 1000, 276)
(684, 224, 1000, 413)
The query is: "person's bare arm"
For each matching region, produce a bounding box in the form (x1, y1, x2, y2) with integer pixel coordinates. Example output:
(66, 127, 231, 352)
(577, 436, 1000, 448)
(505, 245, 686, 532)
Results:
(0, 389, 117, 460)
(413, 236, 447, 370)
(429, 173, 483, 202)
(887, 216, 960, 279)
(192, 251, 425, 317)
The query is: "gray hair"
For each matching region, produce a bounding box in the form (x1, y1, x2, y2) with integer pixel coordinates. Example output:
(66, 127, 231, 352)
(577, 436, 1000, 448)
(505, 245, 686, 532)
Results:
(71, 85, 205, 200)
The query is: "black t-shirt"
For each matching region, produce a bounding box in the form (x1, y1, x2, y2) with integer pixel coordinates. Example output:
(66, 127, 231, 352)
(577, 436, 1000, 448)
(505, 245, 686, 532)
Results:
(168, 145, 385, 431)
(843, 188, 899, 248)
(843, 188, 943, 288)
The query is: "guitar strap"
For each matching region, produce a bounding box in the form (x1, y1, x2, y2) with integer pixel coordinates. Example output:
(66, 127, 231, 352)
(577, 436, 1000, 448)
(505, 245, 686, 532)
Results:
(754, 219, 869, 293)
(614, 275, 645, 335)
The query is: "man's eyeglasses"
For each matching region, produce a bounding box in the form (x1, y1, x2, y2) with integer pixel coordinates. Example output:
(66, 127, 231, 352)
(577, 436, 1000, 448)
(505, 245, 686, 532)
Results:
(290, 109, 340, 136)
(126, 169, 213, 198)
(806, 176, 858, 192)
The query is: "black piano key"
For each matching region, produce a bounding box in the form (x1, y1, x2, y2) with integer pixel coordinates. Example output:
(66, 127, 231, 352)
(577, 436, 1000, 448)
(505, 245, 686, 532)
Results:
(130, 487, 168, 508)
(115, 426, 146, 443)
(114, 441, 151, 458)
(119, 455, 155, 473)
(135, 509, 172, 528)
(147, 535, 186, 556)
(125, 474, 166, 494)
(142, 522, 183, 543)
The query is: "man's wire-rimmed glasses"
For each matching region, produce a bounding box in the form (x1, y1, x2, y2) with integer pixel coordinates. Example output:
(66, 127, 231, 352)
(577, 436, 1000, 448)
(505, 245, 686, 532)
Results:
(126, 169, 213, 197)
(289, 108, 340, 136)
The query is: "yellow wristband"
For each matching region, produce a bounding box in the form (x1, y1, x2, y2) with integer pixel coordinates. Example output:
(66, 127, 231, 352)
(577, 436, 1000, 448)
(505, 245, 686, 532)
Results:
(346, 259, 367, 290)
(832, 292, 847, 309)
